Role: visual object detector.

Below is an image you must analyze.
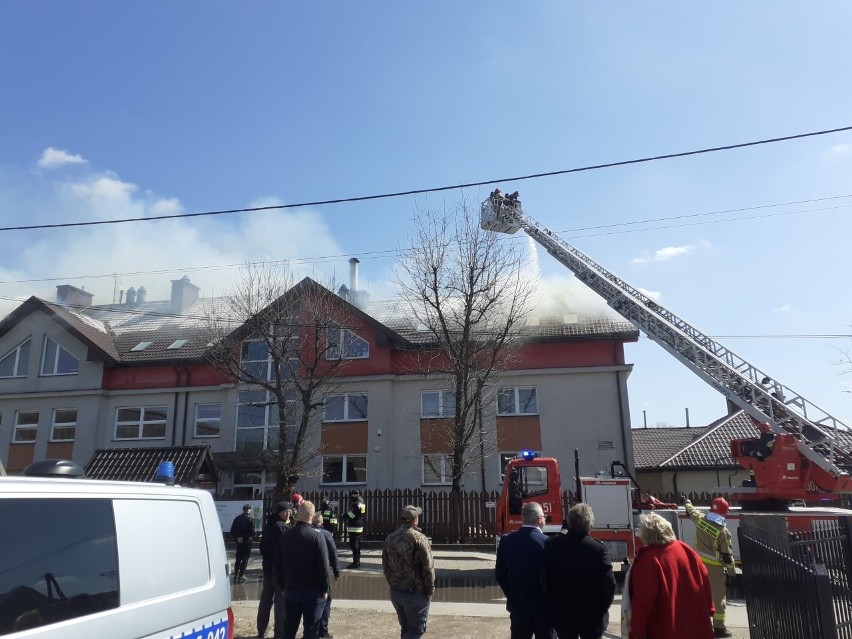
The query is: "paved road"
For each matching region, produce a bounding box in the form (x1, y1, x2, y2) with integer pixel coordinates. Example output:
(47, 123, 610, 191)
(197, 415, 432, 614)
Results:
(229, 545, 751, 638)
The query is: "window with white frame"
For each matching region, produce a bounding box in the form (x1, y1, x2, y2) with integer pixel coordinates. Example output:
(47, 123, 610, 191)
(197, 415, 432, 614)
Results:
(497, 387, 538, 415)
(51, 409, 77, 442)
(14, 410, 38, 442)
(421, 390, 456, 418)
(322, 454, 367, 484)
(241, 338, 299, 381)
(326, 324, 369, 360)
(423, 454, 452, 485)
(323, 393, 368, 422)
(0, 339, 30, 378)
(40, 336, 79, 376)
(194, 403, 222, 438)
(114, 406, 167, 440)
(236, 390, 297, 454)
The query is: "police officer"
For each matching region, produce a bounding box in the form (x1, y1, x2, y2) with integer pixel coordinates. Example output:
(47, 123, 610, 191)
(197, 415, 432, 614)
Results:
(320, 498, 339, 541)
(344, 490, 366, 569)
(230, 504, 255, 584)
(684, 495, 735, 638)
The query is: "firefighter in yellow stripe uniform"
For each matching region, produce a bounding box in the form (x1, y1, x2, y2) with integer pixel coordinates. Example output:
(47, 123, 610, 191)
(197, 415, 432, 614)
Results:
(345, 489, 366, 569)
(684, 496, 735, 638)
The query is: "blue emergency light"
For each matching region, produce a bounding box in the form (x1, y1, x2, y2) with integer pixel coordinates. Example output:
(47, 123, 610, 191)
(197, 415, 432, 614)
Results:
(519, 450, 538, 460)
(155, 460, 175, 485)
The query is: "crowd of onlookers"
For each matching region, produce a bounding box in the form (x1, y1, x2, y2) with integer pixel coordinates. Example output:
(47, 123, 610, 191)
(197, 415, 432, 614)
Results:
(232, 491, 735, 639)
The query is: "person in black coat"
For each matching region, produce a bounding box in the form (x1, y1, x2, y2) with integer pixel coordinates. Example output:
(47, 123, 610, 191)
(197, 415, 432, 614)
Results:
(274, 501, 331, 639)
(256, 502, 293, 639)
(544, 504, 615, 639)
(230, 504, 255, 583)
(495, 502, 553, 639)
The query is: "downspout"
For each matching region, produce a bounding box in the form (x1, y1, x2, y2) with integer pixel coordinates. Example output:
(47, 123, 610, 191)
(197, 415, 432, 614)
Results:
(615, 369, 631, 475)
(181, 364, 192, 445)
(171, 365, 190, 447)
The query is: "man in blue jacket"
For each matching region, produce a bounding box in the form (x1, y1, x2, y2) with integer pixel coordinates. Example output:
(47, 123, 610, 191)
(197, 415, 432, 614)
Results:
(312, 512, 340, 639)
(495, 502, 553, 639)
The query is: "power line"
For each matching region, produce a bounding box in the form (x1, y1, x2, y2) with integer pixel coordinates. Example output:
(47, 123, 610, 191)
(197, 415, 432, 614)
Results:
(2, 124, 851, 233)
(2, 192, 850, 288)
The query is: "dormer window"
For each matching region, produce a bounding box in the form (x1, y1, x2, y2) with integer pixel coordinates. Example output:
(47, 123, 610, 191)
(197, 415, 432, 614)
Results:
(327, 324, 369, 360)
(0, 339, 30, 378)
(40, 337, 78, 376)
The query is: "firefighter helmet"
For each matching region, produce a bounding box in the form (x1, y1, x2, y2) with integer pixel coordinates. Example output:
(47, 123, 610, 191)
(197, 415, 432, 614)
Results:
(710, 497, 730, 517)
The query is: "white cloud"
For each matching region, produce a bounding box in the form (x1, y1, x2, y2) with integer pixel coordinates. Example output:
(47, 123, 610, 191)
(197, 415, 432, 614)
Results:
(632, 244, 695, 265)
(37, 147, 87, 169)
(149, 198, 182, 216)
(0, 164, 345, 317)
(829, 144, 852, 156)
(772, 304, 794, 314)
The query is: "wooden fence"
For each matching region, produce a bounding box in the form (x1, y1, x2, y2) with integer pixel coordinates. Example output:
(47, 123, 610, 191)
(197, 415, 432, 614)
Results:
(264, 488, 504, 543)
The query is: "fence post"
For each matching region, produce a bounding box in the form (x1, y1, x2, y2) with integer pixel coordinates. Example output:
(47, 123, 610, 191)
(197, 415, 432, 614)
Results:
(813, 565, 839, 639)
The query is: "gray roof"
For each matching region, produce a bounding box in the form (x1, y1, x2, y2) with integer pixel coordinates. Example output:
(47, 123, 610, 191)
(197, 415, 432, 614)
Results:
(85, 445, 218, 485)
(2, 278, 639, 367)
(632, 424, 710, 468)
(659, 411, 757, 469)
(633, 411, 768, 470)
(366, 299, 638, 344)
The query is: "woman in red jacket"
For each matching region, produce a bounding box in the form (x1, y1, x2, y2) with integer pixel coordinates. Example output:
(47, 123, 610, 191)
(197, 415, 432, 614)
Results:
(628, 513, 715, 639)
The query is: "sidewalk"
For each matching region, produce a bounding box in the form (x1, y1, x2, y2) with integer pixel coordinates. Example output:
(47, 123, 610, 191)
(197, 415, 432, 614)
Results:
(229, 545, 750, 638)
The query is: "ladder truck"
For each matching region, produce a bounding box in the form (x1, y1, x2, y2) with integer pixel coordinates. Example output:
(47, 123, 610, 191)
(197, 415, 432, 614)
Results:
(484, 193, 852, 557)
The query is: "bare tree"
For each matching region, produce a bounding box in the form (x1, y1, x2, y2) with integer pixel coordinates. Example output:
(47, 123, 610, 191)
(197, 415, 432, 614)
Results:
(203, 263, 357, 499)
(395, 199, 537, 540)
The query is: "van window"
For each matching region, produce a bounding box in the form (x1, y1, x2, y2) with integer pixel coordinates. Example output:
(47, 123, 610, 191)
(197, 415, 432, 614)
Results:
(0, 498, 119, 635)
(112, 499, 211, 603)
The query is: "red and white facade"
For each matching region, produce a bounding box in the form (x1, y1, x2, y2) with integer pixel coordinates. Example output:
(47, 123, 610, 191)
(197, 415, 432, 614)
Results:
(0, 276, 639, 498)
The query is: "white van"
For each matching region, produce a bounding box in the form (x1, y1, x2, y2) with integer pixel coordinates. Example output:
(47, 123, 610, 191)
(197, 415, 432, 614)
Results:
(0, 462, 232, 638)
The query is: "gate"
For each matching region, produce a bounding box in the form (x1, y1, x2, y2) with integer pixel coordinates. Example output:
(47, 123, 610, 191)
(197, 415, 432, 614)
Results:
(738, 514, 852, 639)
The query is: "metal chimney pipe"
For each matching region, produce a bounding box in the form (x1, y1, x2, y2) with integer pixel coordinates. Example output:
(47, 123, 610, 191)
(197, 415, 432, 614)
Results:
(349, 257, 360, 292)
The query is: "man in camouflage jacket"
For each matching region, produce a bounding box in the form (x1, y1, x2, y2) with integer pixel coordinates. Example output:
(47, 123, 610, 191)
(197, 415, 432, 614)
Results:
(382, 505, 436, 639)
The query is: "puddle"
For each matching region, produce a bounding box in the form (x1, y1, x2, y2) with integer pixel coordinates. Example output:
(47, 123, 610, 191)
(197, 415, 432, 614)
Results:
(231, 571, 506, 604)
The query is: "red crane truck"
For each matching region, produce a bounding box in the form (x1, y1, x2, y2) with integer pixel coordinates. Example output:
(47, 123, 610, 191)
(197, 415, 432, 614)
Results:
(483, 194, 852, 561)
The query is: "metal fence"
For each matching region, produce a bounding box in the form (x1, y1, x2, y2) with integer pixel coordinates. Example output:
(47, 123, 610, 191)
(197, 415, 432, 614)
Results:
(738, 514, 852, 639)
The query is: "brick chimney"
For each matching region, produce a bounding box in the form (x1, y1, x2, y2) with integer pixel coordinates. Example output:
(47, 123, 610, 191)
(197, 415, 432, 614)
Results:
(170, 276, 200, 314)
(55, 284, 94, 309)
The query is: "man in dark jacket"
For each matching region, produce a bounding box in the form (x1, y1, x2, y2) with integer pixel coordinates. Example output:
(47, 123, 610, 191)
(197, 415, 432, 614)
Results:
(544, 504, 615, 639)
(230, 504, 255, 584)
(257, 502, 292, 639)
(274, 501, 331, 639)
(312, 512, 340, 639)
(495, 502, 553, 639)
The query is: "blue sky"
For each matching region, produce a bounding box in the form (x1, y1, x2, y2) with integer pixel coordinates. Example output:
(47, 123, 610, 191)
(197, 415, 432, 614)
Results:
(2, 3, 852, 431)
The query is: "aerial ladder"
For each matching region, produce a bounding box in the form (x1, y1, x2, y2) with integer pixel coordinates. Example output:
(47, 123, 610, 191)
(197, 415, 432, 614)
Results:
(481, 194, 852, 505)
